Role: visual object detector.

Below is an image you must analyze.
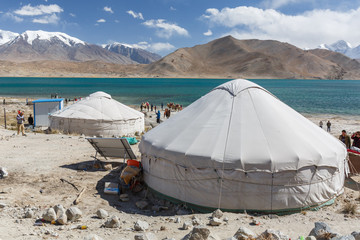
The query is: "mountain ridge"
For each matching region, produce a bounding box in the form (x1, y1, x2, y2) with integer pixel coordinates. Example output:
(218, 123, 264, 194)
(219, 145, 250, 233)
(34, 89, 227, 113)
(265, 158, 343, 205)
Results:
(0, 29, 160, 64)
(0, 34, 360, 79)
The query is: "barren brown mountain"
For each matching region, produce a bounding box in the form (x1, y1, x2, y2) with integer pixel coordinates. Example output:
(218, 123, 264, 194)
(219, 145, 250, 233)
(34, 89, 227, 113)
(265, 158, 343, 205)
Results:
(145, 36, 360, 79)
(1, 35, 360, 79)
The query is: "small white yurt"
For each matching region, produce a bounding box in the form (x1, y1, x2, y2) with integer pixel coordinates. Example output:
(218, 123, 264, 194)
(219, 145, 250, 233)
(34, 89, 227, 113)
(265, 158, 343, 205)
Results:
(50, 91, 144, 137)
(139, 79, 348, 213)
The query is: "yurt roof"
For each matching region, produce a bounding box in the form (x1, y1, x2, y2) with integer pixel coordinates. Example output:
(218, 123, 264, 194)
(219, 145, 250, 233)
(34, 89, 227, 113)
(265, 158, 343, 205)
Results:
(139, 79, 346, 172)
(51, 91, 143, 121)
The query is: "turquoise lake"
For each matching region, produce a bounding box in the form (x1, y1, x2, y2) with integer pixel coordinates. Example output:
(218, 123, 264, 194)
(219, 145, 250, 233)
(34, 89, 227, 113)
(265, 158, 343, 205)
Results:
(0, 77, 359, 115)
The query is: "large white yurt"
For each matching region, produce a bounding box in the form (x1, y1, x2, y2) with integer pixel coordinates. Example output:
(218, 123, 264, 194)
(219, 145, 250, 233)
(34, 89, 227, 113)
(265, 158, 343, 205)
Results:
(50, 91, 144, 137)
(139, 79, 348, 213)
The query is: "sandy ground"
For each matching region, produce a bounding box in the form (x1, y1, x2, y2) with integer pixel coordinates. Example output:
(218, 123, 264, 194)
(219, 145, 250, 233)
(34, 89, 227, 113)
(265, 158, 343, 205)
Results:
(0, 97, 360, 240)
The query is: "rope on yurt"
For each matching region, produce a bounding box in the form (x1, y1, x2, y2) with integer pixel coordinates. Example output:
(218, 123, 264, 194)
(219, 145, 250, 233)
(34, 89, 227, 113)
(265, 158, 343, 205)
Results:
(270, 173, 274, 212)
(217, 96, 236, 210)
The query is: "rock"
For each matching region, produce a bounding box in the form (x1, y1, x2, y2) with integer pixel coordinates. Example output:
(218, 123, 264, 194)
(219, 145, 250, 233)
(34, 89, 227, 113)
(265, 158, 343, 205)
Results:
(258, 229, 289, 240)
(209, 217, 222, 226)
(223, 217, 229, 222)
(352, 232, 360, 240)
(120, 194, 130, 202)
(104, 216, 120, 228)
(96, 209, 108, 219)
(212, 209, 223, 219)
(183, 221, 192, 230)
(175, 217, 181, 223)
(84, 234, 104, 240)
(134, 220, 149, 231)
(57, 212, 68, 225)
(0, 203, 7, 208)
(54, 204, 65, 216)
(25, 209, 35, 218)
(192, 217, 202, 226)
(309, 222, 337, 240)
(42, 208, 57, 222)
(183, 225, 211, 240)
(306, 237, 316, 240)
(233, 227, 255, 240)
(66, 207, 82, 222)
(0, 167, 8, 178)
(136, 201, 149, 210)
(160, 226, 166, 231)
(135, 233, 158, 240)
(331, 236, 355, 240)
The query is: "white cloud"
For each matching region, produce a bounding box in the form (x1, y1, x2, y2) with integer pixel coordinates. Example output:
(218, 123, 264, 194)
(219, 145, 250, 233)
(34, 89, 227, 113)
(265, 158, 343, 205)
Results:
(261, 0, 302, 9)
(202, 6, 360, 48)
(127, 10, 144, 20)
(170, 6, 176, 11)
(33, 13, 60, 24)
(97, 19, 106, 23)
(14, 4, 63, 16)
(104, 6, 114, 14)
(4, 12, 24, 22)
(69, 13, 76, 17)
(142, 19, 189, 39)
(203, 29, 213, 36)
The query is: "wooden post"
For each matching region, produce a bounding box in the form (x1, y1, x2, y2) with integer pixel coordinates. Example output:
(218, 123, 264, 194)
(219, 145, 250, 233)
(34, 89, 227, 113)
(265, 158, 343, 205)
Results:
(3, 108, 6, 129)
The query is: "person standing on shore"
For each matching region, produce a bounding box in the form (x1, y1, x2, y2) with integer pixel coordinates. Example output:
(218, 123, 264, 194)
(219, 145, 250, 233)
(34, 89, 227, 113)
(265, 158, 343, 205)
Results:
(161, 102, 163, 110)
(16, 112, 26, 136)
(326, 121, 331, 132)
(319, 120, 323, 128)
(339, 130, 351, 149)
(28, 114, 34, 127)
(156, 110, 161, 124)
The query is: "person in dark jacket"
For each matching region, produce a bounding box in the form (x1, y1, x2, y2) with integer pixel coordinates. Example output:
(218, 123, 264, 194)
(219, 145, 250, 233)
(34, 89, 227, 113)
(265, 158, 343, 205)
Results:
(28, 114, 34, 126)
(326, 121, 331, 132)
(339, 130, 351, 149)
(351, 131, 360, 148)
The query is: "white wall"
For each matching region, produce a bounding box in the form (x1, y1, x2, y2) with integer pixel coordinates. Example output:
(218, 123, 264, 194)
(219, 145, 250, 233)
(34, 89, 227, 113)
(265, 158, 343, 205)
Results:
(34, 102, 62, 127)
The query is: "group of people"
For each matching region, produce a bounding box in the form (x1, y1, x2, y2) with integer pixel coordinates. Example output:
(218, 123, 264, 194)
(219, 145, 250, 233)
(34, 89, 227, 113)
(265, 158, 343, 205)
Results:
(16, 110, 33, 136)
(339, 130, 360, 151)
(319, 120, 332, 132)
(140, 102, 164, 112)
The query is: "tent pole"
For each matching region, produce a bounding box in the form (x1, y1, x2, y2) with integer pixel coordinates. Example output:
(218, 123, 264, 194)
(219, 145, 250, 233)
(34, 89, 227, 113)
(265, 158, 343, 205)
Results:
(3, 108, 6, 129)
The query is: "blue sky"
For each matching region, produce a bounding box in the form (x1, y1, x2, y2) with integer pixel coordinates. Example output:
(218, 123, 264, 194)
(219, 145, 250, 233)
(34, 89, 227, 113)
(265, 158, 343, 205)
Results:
(1, 0, 360, 55)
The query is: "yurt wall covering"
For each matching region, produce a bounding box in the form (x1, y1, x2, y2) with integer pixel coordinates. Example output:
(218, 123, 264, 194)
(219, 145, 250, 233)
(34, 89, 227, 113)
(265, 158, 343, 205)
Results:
(50, 92, 144, 137)
(139, 79, 348, 213)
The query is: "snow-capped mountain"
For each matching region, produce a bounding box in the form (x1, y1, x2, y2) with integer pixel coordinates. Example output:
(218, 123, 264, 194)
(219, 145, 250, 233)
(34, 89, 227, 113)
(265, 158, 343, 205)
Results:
(17, 30, 85, 46)
(0, 30, 19, 45)
(317, 40, 360, 59)
(0, 29, 161, 64)
(103, 42, 161, 64)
